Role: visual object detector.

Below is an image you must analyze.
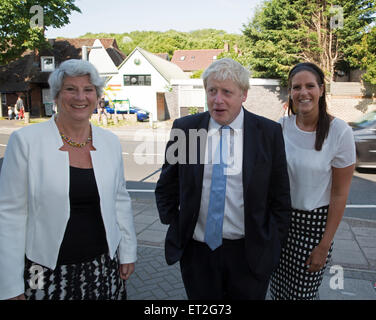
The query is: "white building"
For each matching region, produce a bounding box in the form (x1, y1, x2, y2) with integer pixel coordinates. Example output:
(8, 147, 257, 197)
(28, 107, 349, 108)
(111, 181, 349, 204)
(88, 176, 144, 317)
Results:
(87, 39, 120, 78)
(106, 47, 189, 121)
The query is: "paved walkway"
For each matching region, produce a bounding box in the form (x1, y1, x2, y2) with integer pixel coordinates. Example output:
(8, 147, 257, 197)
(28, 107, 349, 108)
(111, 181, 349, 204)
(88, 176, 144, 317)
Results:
(128, 198, 376, 300)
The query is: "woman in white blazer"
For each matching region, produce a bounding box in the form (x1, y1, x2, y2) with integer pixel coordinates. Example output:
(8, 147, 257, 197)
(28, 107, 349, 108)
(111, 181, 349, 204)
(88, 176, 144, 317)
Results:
(0, 59, 137, 300)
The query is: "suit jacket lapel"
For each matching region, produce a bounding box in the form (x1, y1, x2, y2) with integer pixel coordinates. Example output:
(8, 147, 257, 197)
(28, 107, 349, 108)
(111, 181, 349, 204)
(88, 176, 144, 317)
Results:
(242, 109, 259, 195)
(192, 112, 210, 189)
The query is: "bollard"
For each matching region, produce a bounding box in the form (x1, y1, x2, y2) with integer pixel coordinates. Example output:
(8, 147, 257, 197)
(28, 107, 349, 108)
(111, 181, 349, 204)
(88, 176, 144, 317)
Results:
(113, 113, 118, 125)
(24, 112, 30, 124)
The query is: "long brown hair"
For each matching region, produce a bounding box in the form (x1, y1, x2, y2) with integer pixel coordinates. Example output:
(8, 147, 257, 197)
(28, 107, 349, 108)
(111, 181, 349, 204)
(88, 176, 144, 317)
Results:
(287, 62, 330, 151)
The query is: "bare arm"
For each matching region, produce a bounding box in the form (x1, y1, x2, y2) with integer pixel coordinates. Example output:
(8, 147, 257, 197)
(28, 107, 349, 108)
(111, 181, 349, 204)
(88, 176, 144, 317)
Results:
(306, 164, 355, 272)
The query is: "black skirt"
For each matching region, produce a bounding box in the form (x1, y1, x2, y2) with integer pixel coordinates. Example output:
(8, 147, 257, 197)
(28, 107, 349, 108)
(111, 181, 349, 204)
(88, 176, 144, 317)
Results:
(270, 205, 333, 300)
(24, 253, 127, 300)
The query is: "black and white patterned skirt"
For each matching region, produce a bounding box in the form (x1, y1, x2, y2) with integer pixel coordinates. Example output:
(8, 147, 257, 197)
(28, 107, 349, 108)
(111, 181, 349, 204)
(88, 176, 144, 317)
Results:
(24, 253, 127, 300)
(270, 205, 333, 300)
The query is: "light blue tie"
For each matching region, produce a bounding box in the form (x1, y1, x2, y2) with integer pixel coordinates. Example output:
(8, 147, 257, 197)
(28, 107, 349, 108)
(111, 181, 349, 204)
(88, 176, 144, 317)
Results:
(204, 126, 230, 250)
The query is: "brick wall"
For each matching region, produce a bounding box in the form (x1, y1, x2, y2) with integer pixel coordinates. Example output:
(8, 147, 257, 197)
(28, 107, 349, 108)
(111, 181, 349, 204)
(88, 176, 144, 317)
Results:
(244, 85, 288, 121)
(330, 82, 376, 97)
(164, 83, 288, 121)
(328, 97, 376, 122)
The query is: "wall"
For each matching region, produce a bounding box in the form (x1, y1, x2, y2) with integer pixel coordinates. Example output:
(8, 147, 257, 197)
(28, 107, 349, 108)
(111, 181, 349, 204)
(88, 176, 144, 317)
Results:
(166, 79, 288, 121)
(244, 84, 288, 121)
(328, 97, 376, 122)
(164, 79, 376, 123)
(164, 85, 179, 119)
(328, 81, 376, 122)
(330, 81, 376, 97)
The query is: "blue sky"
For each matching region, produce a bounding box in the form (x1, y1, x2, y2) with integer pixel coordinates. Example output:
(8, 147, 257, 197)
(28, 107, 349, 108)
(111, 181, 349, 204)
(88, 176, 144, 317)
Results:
(45, 0, 263, 38)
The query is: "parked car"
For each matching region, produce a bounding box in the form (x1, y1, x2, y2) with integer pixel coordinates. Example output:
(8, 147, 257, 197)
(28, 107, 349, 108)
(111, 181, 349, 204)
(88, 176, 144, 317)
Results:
(133, 107, 149, 122)
(104, 105, 149, 122)
(350, 110, 376, 169)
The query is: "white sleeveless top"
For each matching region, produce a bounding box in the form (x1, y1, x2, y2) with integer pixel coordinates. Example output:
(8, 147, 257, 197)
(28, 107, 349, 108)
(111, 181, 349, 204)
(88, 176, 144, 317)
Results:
(279, 115, 356, 211)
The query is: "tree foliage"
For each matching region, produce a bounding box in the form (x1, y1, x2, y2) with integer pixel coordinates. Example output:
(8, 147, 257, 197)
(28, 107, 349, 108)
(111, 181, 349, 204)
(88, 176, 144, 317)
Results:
(242, 0, 376, 84)
(0, 0, 81, 65)
(347, 26, 376, 84)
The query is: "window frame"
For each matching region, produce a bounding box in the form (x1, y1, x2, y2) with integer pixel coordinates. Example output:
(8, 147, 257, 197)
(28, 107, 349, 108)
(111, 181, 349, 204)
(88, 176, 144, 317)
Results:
(40, 56, 55, 72)
(123, 74, 152, 86)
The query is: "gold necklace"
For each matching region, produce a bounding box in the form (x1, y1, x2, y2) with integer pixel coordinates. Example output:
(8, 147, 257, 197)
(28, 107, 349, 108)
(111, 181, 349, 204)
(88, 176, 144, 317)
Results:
(59, 132, 92, 148)
(55, 117, 92, 148)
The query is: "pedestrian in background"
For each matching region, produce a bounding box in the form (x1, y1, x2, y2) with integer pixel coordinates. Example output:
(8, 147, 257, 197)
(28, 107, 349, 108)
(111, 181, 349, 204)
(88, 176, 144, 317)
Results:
(270, 62, 356, 300)
(0, 59, 137, 300)
(98, 96, 108, 124)
(15, 96, 24, 120)
(7, 106, 14, 120)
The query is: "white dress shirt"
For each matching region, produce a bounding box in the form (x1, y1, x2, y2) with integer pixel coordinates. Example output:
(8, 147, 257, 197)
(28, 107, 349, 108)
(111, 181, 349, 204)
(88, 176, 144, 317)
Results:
(193, 108, 245, 242)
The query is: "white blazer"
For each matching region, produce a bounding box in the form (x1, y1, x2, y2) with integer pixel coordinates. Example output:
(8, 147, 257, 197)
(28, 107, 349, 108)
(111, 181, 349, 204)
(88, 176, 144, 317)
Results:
(0, 116, 137, 300)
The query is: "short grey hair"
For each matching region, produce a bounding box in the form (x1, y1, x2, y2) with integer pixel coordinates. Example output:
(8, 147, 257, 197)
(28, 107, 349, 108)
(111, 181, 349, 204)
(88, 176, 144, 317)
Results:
(48, 59, 104, 99)
(202, 58, 250, 92)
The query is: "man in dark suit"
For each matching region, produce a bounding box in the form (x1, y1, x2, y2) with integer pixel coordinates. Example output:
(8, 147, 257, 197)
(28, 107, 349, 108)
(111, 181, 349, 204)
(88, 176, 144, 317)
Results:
(155, 58, 291, 299)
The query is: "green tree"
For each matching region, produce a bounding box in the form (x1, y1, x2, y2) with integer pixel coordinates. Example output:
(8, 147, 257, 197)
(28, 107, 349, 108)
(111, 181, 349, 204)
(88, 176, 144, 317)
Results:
(347, 26, 376, 84)
(242, 0, 376, 83)
(0, 0, 81, 65)
(191, 69, 204, 79)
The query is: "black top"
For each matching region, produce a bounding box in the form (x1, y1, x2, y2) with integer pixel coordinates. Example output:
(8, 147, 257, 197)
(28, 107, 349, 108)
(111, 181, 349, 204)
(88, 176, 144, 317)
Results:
(56, 166, 108, 265)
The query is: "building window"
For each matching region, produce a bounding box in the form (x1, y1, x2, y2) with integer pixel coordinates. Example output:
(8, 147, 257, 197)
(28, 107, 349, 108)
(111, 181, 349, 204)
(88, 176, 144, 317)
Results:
(213, 56, 217, 60)
(180, 56, 185, 61)
(124, 75, 151, 86)
(41, 56, 55, 72)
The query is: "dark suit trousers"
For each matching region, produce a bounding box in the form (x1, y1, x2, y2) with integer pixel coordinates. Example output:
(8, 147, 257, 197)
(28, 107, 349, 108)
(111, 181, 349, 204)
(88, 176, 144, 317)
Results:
(180, 239, 270, 300)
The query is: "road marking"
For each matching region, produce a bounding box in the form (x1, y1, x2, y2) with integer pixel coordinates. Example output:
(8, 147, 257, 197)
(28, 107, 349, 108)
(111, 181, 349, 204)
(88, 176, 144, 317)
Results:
(0, 144, 7, 147)
(346, 205, 376, 208)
